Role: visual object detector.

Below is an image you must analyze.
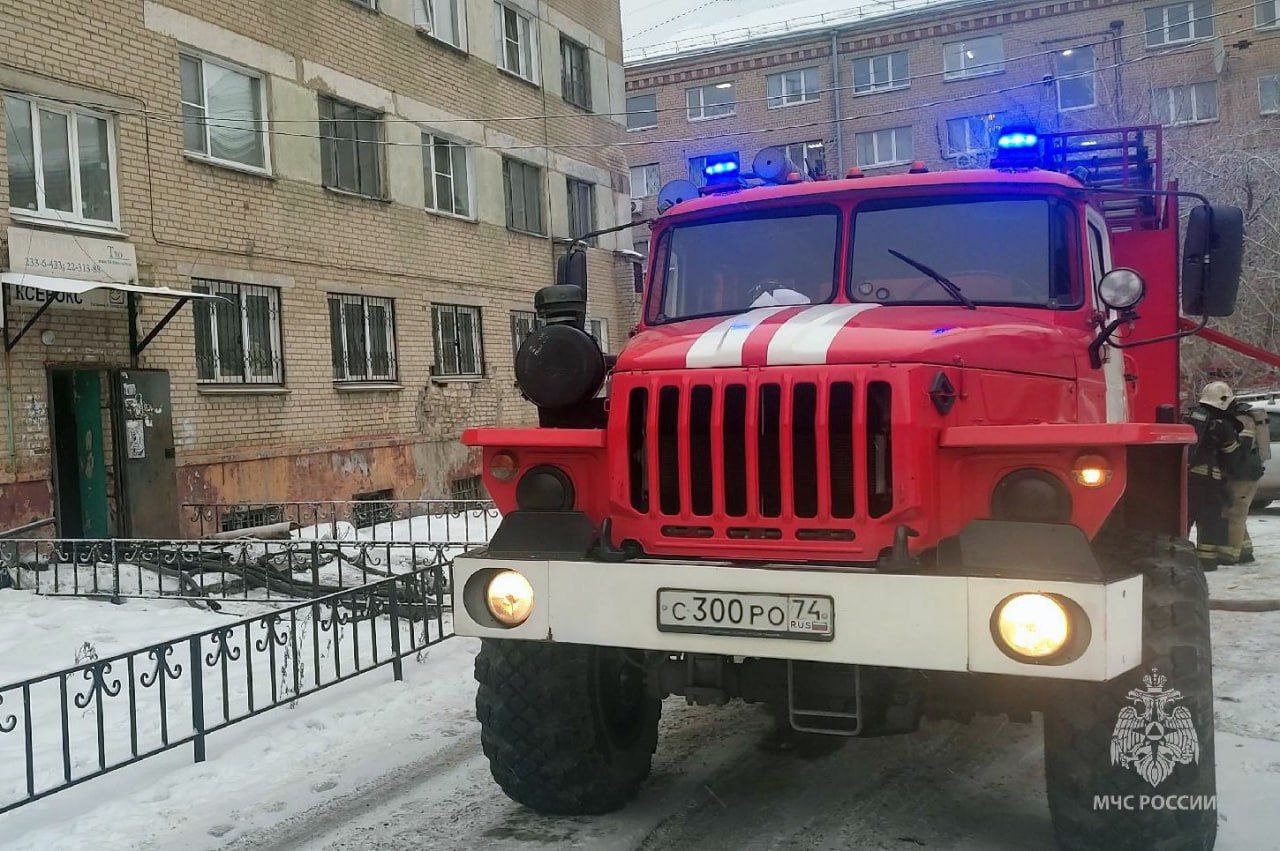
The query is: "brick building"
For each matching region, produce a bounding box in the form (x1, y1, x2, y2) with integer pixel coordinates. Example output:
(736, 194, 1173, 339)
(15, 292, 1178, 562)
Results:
(622, 0, 1280, 244)
(0, 0, 637, 536)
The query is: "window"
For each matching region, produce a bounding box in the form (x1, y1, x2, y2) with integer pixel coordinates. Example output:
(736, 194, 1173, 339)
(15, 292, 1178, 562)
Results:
(502, 157, 544, 234)
(689, 152, 738, 188)
(451, 475, 487, 501)
(1152, 81, 1218, 125)
(1263, 75, 1280, 114)
(1055, 45, 1096, 110)
(630, 163, 660, 199)
(433, 304, 484, 377)
(849, 198, 1078, 308)
(686, 82, 735, 120)
(561, 36, 591, 109)
(785, 140, 826, 177)
(495, 2, 538, 83)
(587, 317, 608, 351)
(945, 113, 1004, 156)
(943, 35, 1005, 80)
(1145, 1, 1214, 47)
(192, 280, 283, 384)
(567, 178, 596, 245)
(766, 67, 820, 107)
(1260, 0, 1280, 28)
(852, 51, 908, 94)
(318, 96, 382, 198)
(423, 133, 472, 217)
(352, 489, 395, 527)
(855, 127, 912, 167)
(510, 309, 543, 353)
(179, 52, 267, 171)
(414, 0, 465, 48)
(4, 94, 117, 227)
(327, 294, 397, 382)
(350, 0, 378, 9)
(626, 93, 657, 130)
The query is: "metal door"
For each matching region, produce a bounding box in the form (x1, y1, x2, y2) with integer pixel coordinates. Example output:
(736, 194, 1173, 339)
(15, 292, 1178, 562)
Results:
(112, 369, 178, 538)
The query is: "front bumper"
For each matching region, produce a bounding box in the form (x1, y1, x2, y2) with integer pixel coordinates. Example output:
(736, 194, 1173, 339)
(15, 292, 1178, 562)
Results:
(452, 555, 1143, 682)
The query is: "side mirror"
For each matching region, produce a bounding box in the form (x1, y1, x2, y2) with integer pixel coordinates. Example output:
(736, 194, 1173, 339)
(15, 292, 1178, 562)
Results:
(1181, 203, 1244, 317)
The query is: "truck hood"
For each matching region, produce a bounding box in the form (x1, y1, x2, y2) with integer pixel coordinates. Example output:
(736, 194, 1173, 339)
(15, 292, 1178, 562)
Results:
(617, 304, 1082, 378)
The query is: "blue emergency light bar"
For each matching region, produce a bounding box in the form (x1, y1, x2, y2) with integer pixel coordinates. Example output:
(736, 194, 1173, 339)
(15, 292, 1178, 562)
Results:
(703, 156, 739, 177)
(996, 129, 1039, 149)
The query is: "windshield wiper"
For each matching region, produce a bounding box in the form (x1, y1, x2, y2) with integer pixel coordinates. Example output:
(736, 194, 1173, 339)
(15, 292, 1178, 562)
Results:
(886, 249, 977, 310)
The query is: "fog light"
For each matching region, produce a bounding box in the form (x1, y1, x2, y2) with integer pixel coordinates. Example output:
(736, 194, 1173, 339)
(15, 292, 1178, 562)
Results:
(489, 451, 518, 482)
(994, 593, 1071, 659)
(515, 465, 575, 511)
(1072, 454, 1111, 488)
(486, 570, 534, 627)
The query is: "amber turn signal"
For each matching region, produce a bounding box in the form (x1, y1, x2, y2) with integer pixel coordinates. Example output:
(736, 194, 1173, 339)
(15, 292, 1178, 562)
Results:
(489, 451, 519, 482)
(1072, 453, 1111, 488)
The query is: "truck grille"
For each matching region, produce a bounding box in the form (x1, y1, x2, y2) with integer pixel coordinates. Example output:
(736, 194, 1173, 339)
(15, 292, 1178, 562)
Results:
(623, 372, 893, 536)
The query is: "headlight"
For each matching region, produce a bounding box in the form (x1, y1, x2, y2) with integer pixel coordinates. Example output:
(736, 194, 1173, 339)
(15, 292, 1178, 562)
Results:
(486, 570, 534, 627)
(515, 465, 575, 511)
(1097, 268, 1145, 311)
(990, 469, 1072, 523)
(993, 593, 1071, 660)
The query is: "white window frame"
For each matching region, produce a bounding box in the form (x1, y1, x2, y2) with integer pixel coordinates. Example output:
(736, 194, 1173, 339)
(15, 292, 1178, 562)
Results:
(1054, 45, 1097, 112)
(1258, 0, 1280, 29)
(1262, 74, 1280, 114)
(943, 35, 1005, 80)
(432, 303, 485, 378)
(1152, 81, 1219, 125)
(630, 163, 660, 199)
(192, 280, 284, 385)
(626, 93, 657, 131)
(855, 127, 913, 168)
(852, 51, 909, 94)
(510, 308, 543, 354)
(766, 67, 820, 108)
(588, 317, 609, 352)
(329, 293, 398, 383)
(1144, 1, 1214, 47)
(414, 0, 467, 50)
(179, 50, 271, 174)
(493, 1, 539, 84)
(944, 113, 1003, 156)
(3, 93, 120, 230)
(422, 132, 475, 219)
(686, 82, 736, 121)
(784, 140, 826, 176)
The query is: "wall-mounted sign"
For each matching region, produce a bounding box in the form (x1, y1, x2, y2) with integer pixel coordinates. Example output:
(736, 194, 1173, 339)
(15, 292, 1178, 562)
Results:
(4, 227, 138, 311)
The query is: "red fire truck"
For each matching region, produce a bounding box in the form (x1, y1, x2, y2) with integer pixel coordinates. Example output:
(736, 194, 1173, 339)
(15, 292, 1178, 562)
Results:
(453, 125, 1245, 850)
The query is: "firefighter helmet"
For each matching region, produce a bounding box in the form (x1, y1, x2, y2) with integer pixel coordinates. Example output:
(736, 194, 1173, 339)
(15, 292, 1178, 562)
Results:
(1199, 381, 1235, 410)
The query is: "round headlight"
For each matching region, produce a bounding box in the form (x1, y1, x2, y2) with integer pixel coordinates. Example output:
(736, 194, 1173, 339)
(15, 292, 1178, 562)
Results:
(486, 570, 534, 627)
(994, 593, 1071, 660)
(991, 469, 1072, 523)
(515, 466, 575, 511)
(1098, 268, 1145, 311)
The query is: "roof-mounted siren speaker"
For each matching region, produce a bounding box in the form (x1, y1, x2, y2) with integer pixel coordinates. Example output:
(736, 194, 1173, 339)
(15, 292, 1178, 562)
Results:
(754, 147, 801, 183)
(657, 179, 699, 213)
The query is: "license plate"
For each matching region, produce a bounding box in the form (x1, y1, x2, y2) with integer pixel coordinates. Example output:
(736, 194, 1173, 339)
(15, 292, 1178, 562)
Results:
(656, 589, 834, 641)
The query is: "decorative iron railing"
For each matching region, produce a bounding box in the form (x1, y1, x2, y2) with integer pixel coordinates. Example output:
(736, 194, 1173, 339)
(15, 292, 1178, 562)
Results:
(1, 538, 459, 603)
(183, 499, 499, 543)
(0, 560, 452, 814)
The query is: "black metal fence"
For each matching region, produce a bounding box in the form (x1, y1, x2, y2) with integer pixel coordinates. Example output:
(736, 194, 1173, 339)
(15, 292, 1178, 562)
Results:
(183, 499, 499, 543)
(1, 538, 458, 603)
(0, 560, 452, 814)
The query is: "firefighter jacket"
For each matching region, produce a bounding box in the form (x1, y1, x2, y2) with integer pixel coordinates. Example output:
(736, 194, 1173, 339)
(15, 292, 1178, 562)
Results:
(1230, 404, 1267, 482)
(1189, 403, 1241, 478)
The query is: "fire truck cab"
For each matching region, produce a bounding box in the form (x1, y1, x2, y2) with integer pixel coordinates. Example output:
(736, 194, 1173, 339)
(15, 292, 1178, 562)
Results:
(454, 126, 1243, 850)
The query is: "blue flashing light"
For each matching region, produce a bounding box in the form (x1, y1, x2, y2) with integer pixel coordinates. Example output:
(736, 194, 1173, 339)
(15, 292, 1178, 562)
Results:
(996, 130, 1039, 150)
(704, 159, 739, 176)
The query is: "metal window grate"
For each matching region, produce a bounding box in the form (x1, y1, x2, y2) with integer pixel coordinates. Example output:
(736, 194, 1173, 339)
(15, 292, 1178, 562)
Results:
(192, 279, 283, 385)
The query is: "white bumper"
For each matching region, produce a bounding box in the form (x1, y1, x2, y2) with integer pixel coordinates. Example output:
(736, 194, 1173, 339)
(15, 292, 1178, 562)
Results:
(452, 556, 1144, 682)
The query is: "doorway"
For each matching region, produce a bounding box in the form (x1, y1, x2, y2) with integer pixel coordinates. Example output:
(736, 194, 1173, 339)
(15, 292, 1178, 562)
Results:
(48, 368, 112, 538)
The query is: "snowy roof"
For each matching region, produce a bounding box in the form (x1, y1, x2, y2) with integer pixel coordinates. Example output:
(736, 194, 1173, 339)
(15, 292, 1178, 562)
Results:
(622, 0, 985, 64)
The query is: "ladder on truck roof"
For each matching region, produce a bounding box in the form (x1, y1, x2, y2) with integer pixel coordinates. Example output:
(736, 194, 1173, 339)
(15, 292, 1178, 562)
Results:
(1039, 126, 1164, 231)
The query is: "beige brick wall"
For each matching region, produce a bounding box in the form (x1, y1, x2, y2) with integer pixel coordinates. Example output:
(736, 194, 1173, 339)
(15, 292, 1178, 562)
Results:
(0, 0, 634, 529)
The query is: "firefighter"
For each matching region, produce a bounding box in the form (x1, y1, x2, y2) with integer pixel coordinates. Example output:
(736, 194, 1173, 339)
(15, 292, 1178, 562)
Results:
(1187, 381, 1241, 570)
(1221, 400, 1269, 564)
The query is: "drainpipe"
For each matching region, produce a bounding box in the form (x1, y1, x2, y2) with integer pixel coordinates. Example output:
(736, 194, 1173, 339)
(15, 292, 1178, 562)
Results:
(830, 30, 844, 174)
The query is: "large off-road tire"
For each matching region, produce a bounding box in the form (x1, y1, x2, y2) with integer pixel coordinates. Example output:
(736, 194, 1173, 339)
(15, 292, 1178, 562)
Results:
(475, 639, 661, 814)
(1044, 538, 1216, 851)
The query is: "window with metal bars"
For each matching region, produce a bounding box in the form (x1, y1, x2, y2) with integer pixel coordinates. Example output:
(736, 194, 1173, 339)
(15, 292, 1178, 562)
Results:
(510, 309, 543, 355)
(192, 279, 283, 384)
(451, 475, 487, 500)
(318, 95, 383, 198)
(433, 303, 484, 377)
(327, 293, 397, 382)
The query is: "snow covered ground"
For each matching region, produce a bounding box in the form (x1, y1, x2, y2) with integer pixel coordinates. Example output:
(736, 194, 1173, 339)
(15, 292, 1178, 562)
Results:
(0, 513, 1277, 849)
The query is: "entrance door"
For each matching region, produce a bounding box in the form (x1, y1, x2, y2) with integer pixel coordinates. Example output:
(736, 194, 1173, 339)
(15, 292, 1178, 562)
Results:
(49, 369, 110, 538)
(111, 369, 178, 538)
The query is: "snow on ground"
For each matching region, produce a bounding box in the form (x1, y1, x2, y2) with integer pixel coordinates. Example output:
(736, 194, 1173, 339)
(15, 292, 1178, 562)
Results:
(0, 512, 1277, 849)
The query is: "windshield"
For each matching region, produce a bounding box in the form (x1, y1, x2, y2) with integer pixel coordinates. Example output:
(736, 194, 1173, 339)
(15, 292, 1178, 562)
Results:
(849, 197, 1077, 307)
(650, 209, 839, 323)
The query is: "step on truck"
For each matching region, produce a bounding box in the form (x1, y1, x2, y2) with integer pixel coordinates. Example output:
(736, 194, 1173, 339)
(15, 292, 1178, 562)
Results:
(453, 125, 1246, 850)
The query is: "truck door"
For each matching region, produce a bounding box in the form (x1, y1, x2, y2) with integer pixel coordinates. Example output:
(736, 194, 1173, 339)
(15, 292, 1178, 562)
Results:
(111, 369, 179, 538)
(1086, 208, 1129, 423)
